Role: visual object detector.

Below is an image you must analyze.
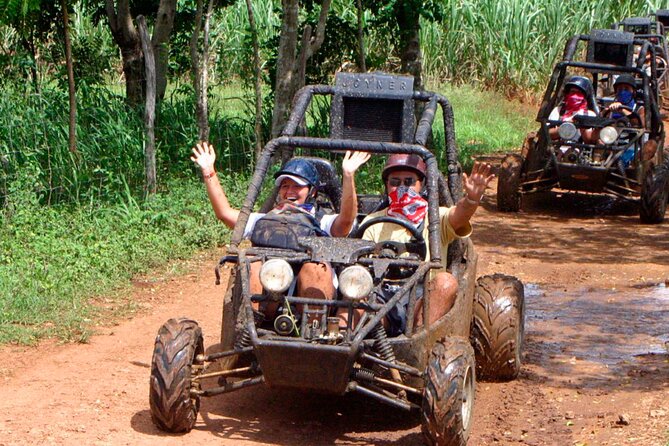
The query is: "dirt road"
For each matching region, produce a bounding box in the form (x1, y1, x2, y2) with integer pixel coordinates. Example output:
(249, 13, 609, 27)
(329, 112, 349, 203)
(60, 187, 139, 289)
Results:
(0, 180, 667, 446)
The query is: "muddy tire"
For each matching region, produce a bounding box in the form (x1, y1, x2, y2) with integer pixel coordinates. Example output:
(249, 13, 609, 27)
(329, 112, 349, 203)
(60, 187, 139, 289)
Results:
(149, 318, 204, 433)
(470, 274, 525, 381)
(497, 154, 523, 212)
(640, 163, 669, 224)
(421, 338, 476, 446)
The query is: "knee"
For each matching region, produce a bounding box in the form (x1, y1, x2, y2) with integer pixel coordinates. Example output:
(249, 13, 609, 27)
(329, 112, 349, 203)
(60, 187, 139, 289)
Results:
(430, 272, 458, 296)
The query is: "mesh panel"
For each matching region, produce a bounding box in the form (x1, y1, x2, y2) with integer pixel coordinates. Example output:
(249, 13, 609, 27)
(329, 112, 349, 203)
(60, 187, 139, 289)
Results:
(342, 97, 403, 142)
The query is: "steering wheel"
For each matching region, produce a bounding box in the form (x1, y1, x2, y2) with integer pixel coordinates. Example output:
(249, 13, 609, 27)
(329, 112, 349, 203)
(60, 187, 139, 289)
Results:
(602, 105, 642, 128)
(354, 215, 427, 261)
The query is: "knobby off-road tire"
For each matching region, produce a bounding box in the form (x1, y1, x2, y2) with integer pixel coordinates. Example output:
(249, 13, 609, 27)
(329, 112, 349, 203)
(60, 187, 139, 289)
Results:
(640, 163, 669, 224)
(421, 338, 476, 446)
(149, 318, 204, 433)
(497, 154, 523, 212)
(471, 274, 525, 381)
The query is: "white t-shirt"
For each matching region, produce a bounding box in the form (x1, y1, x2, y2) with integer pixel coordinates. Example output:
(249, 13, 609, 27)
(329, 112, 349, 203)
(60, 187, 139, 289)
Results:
(243, 212, 339, 238)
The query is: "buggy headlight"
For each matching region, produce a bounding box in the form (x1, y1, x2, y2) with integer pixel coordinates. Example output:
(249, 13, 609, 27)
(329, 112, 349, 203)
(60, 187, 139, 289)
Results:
(558, 122, 579, 141)
(338, 265, 373, 300)
(599, 126, 619, 145)
(259, 259, 293, 293)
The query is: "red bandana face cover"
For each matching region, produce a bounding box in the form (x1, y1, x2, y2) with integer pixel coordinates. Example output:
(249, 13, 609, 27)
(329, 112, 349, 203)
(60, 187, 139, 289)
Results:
(387, 186, 428, 225)
(562, 91, 587, 118)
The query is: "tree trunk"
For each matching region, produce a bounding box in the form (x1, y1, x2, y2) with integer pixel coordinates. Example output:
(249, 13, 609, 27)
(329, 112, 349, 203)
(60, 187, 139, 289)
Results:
(151, 0, 177, 101)
(271, 0, 332, 162)
(190, 0, 213, 142)
(245, 0, 264, 161)
(137, 16, 157, 195)
(270, 0, 299, 140)
(356, 0, 366, 72)
(106, 0, 144, 106)
(397, 4, 422, 91)
(61, 0, 77, 153)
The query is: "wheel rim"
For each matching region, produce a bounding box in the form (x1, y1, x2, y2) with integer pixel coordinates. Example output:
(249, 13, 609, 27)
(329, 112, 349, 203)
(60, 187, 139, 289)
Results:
(461, 364, 475, 431)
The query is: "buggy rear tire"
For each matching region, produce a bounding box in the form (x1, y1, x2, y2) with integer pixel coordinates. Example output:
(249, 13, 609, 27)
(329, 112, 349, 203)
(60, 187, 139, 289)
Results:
(470, 274, 525, 381)
(640, 163, 669, 224)
(149, 318, 204, 433)
(421, 338, 476, 446)
(497, 154, 523, 212)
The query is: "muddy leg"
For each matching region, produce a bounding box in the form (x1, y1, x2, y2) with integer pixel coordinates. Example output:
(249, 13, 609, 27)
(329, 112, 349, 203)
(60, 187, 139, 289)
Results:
(297, 262, 334, 323)
(415, 271, 458, 327)
(249, 261, 279, 319)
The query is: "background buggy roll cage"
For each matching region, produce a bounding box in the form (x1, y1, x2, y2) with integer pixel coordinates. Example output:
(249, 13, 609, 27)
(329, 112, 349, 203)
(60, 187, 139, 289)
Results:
(539, 33, 663, 137)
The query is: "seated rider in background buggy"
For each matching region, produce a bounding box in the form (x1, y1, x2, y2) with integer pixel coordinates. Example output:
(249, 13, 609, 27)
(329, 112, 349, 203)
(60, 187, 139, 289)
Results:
(190, 142, 370, 321)
(339, 154, 494, 336)
(601, 74, 645, 126)
(548, 75, 599, 145)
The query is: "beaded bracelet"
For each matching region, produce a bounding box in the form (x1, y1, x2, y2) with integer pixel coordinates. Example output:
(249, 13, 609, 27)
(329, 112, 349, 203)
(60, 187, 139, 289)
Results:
(202, 170, 217, 180)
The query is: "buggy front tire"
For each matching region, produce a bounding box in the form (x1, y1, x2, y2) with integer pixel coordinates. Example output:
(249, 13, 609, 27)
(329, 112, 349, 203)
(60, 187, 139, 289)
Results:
(149, 318, 204, 433)
(497, 154, 523, 212)
(640, 163, 669, 224)
(470, 274, 525, 381)
(421, 338, 476, 446)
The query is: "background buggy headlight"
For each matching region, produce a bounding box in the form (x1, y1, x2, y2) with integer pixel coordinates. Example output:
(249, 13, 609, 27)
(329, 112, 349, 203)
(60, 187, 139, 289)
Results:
(338, 265, 373, 300)
(259, 259, 293, 293)
(599, 126, 619, 145)
(557, 122, 579, 141)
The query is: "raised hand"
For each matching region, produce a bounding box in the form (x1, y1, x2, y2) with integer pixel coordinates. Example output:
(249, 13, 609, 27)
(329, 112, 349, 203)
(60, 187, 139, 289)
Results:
(190, 142, 217, 175)
(341, 150, 371, 176)
(462, 161, 495, 203)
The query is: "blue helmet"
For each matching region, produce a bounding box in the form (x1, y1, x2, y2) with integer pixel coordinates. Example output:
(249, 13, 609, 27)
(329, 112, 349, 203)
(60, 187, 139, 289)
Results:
(274, 158, 319, 188)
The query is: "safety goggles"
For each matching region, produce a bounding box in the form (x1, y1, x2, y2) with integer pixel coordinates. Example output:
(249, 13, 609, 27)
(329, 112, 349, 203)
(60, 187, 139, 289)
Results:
(387, 177, 418, 187)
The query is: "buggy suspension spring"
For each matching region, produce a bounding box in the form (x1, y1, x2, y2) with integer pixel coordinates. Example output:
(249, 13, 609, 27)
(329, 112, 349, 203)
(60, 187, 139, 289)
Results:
(372, 324, 395, 363)
(372, 324, 402, 383)
(234, 328, 252, 350)
(353, 367, 375, 382)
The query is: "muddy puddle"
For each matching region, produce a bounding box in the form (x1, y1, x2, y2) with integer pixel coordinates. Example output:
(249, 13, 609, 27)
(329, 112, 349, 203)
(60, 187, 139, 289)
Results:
(523, 282, 669, 388)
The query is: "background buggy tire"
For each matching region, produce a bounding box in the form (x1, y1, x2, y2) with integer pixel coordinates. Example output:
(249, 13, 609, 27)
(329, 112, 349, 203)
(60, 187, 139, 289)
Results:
(640, 163, 669, 224)
(421, 338, 476, 446)
(470, 274, 525, 381)
(497, 154, 523, 212)
(149, 318, 204, 433)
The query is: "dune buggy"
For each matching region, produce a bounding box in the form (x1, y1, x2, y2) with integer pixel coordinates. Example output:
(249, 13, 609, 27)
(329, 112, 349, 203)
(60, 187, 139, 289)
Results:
(497, 29, 669, 223)
(149, 73, 525, 445)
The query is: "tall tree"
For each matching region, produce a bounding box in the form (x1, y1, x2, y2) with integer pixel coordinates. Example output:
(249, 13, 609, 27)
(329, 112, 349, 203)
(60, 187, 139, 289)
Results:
(190, 0, 216, 142)
(245, 0, 264, 161)
(105, 0, 176, 106)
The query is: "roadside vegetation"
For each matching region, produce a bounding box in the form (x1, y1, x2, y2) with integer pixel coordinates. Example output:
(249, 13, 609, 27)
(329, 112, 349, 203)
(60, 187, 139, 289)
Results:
(0, 0, 664, 343)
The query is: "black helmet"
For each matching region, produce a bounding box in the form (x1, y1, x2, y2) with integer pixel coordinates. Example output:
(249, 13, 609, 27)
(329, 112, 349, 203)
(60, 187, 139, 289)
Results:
(564, 76, 593, 96)
(614, 74, 637, 89)
(274, 158, 319, 188)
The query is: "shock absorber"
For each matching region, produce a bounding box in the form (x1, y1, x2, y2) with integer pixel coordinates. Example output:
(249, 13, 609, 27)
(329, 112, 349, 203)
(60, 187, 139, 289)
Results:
(352, 367, 375, 382)
(234, 327, 251, 350)
(372, 324, 402, 383)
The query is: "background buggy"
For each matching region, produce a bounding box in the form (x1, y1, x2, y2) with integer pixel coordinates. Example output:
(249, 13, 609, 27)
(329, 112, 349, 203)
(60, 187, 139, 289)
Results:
(497, 29, 669, 223)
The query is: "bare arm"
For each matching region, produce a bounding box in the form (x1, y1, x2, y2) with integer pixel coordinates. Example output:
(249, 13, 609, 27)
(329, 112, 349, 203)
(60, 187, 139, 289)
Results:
(448, 162, 494, 234)
(191, 142, 240, 229)
(330, 151, 370, 237)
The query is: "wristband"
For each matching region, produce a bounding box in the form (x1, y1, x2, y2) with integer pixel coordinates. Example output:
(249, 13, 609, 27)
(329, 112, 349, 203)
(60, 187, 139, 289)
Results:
(202, 170, 217, 180)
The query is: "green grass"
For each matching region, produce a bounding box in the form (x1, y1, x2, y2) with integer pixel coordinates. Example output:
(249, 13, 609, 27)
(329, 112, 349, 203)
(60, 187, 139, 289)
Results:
(0, 176, 248, 344)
